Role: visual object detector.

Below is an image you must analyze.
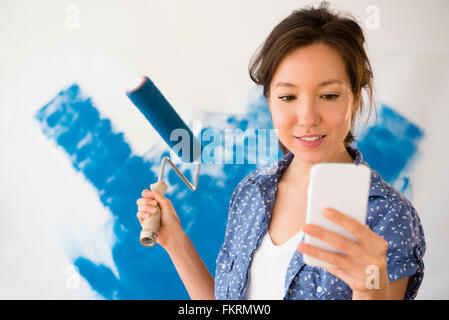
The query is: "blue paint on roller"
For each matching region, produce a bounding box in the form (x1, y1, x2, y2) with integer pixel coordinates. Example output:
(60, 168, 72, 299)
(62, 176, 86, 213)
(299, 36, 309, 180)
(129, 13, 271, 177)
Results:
(126, 76, 203, 163)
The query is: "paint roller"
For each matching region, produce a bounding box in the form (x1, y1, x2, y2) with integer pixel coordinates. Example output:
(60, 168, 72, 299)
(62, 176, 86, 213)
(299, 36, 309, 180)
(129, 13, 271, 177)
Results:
(126, 76, 203, 247)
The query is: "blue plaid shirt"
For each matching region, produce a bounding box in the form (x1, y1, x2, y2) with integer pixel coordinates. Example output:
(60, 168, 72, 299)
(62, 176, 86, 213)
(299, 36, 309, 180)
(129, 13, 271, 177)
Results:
(214, 146, 426, 300)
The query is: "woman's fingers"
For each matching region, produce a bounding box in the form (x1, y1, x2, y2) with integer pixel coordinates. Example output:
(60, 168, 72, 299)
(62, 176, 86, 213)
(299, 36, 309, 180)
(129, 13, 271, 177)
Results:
(141, 189, 155, 198)
(138, 205, 157, 213)
(137, 211, 147, 221)
(139, 189, 168, 210)
(302, 224, 373, 264)
(298, 242, 363, 277)
(151, 190, 169, 206)
(137, 205, 160, 223)
(137, 190, 161, 224)
(322, 207, 376, 244)
(322, 207, 388, 257)
(136, 198, 158, 207)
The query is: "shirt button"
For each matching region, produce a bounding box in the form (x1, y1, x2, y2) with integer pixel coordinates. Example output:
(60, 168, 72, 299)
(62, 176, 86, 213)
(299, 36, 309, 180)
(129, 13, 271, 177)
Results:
(317, 286, 323, 293)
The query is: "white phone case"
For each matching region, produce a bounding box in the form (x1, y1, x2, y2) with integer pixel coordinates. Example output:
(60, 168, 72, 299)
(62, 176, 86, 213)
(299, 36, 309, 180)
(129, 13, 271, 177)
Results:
(303, 163, 371, 268)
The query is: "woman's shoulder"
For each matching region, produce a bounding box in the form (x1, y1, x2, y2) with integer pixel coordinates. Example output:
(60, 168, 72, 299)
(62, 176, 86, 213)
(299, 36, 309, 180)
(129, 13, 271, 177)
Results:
(366, 165, 420, 226)
(365, 165, 426, 256)
(348, 145, 420, 226)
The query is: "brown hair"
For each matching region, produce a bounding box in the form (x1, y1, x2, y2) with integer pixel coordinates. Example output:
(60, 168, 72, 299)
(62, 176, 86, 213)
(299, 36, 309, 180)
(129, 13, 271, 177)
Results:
(248, 1, 375, 155)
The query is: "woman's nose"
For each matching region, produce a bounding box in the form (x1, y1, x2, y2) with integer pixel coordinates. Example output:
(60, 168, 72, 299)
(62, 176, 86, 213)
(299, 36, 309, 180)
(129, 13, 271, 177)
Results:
(296, 99, 320, 127)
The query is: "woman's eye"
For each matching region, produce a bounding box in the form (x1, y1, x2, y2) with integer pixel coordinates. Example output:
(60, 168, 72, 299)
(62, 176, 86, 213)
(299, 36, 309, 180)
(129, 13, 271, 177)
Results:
(321, 94, 339, 100)
(279, 95, 296, 102)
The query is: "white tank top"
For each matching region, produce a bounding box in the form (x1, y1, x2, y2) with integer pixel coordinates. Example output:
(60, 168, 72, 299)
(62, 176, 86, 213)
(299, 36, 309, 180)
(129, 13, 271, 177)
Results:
(245, 229, 304, 300)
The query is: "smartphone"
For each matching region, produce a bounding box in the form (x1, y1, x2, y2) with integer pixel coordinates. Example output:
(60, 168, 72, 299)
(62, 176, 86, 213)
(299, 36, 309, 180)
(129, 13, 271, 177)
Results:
(303, 163, 371, 268)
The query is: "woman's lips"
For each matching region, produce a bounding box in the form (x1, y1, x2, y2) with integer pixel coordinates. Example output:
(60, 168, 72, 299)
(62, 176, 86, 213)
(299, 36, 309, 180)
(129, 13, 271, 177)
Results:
(296, 135, 326, 148)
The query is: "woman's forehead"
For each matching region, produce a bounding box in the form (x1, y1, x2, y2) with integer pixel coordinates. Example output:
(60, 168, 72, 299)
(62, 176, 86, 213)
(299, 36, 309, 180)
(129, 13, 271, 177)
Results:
(271, 44, 350, 88)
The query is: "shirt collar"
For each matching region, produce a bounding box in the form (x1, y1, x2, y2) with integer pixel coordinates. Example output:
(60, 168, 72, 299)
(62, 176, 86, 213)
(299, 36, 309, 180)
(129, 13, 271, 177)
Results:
(249, 145, 388, 199)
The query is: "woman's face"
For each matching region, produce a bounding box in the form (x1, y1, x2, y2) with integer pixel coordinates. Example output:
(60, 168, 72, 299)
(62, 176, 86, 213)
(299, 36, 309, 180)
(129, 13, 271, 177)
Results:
(268, 42, 358, 164)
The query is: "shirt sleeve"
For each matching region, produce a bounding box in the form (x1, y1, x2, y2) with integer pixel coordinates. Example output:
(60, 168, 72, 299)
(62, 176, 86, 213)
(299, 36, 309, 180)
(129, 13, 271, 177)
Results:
(372, 200, 426, 300)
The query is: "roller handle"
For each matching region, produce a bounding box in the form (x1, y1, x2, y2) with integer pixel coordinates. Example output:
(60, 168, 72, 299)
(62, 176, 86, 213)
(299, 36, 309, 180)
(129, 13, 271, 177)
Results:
(140, 180, 168, 247)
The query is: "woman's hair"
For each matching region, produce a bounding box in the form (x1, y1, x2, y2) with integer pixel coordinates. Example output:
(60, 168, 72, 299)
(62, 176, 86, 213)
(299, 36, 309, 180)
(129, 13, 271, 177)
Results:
(248, 1, 375, 155)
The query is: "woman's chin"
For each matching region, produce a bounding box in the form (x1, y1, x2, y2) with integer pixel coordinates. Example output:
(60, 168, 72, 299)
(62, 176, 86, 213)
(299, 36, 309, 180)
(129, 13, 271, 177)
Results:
(289, 148, 327, 164)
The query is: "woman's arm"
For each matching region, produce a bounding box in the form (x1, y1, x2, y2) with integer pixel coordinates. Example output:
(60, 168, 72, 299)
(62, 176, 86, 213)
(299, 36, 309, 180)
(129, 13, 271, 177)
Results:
(165, 230, 215, 300)
(383, 277, 410, 300)
(387, 277, 409, 300)
(351, 276, 409, 300)
(137, 189, 215, 300)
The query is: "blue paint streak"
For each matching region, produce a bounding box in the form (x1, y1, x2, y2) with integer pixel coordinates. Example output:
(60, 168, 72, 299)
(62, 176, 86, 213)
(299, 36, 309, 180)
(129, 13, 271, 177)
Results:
(356, 103, 424, 186)
(35, 84, 277, 299)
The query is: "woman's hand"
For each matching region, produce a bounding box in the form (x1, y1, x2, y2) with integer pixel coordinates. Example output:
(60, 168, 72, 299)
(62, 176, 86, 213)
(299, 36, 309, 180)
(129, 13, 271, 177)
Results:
(136, 189, 183, 249)
(297, 207, 391, 299)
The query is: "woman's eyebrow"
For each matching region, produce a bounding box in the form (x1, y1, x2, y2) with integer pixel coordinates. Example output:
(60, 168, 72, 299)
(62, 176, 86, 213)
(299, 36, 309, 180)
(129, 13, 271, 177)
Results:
(274, 81, 297, 89)
(274, 79, 344, 89)
(317, 79, 344, 87)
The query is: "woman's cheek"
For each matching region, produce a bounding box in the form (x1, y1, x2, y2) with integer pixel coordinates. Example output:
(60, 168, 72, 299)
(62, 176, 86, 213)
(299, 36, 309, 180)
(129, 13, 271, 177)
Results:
(329, 105, 352, 131)
(271, 108, 291, 132)
(269, 110, 292, 147)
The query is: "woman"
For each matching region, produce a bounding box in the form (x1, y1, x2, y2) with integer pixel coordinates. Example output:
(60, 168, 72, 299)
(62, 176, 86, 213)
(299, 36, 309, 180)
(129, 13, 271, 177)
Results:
(136, 2, 425, 300)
